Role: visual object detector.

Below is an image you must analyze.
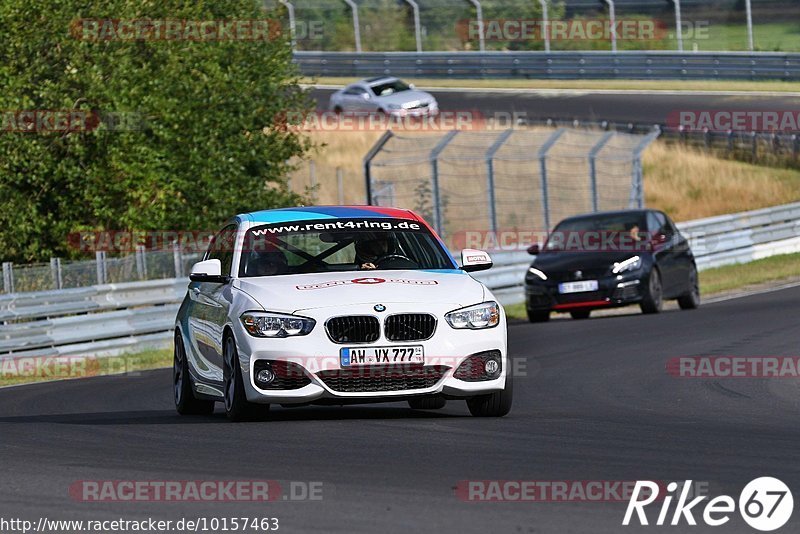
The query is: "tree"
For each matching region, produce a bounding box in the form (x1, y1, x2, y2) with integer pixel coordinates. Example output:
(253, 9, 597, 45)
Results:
(0, 0, 313, 262)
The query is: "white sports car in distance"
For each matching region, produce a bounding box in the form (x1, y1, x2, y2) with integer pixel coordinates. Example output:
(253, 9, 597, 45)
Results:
(174, 206, 511, 421)
(328, 77, 439, 117)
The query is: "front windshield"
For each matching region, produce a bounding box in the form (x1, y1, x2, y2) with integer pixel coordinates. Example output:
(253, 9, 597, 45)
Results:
(369, 80, 411, 97)
(544, 213, 649, 252)
(238, 218, 455, 277)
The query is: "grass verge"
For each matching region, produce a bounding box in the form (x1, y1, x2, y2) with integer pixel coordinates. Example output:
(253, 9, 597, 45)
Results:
(305, 77, 800, 94)
(504, 251, 800, 320)
(0, 348, 172, 388)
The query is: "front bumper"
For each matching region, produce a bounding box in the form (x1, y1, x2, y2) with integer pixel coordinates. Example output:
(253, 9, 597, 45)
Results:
(386, 104, 439, 118)
(233, 302, 508, 404)
(525, 272, 646, 312)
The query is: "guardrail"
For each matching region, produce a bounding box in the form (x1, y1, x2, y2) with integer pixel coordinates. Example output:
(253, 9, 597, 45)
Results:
(2, 201, 799, 361)
(294, 51, 800, 80)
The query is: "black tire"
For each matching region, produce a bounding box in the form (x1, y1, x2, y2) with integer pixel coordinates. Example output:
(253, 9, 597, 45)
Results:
(333, 106, 343, 113)
(223, 335, 268, 422)
(466, 373, 513, 417)
(570, 310, 591, 320)
(527, 309, 550, 323)
(408, 396, 447, 410)
(174, 333, 215, 415)
(677, 265, 701, 310)
(640, 269, 664, 314)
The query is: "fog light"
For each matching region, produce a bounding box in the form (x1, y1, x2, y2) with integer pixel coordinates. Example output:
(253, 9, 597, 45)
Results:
(256, 366, 275, 385)
(484, 358, 500, 376)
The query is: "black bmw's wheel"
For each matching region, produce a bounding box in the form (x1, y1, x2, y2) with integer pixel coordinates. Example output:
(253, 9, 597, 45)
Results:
(174, 333, 215, 415)
(527, 309, 550, 323)
(570, 310, 591, 320)
(678, 265, 701, 310)
(640, 269, 663, 314)
(223, 335, 267, 422)
(466, 374, 513, 417)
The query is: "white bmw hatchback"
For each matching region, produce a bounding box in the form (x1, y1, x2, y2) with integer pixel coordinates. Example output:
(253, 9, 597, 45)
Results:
(174, 206, 512, 421)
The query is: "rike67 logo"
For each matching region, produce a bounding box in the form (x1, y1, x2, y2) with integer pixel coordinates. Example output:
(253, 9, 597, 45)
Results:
(624, 478, 793, 531)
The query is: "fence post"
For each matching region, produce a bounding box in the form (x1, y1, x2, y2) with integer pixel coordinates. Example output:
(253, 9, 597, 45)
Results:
(173, 241, 184, 278)
(50, 257, 63, 290)
(429, 131, 460, 237)
(278, 1, 297, 51)
(630, 130, 661, 209)
(363, 131, 395, 204)
(792, 134, 798, 161)
(2, 262, 14, 294)
(588, 132, 615, 213)
(336, 167, 345, 204)
(95, 251, 107, 285)
(135, 245, 148, 280)
(485, 129, 514, 236)
(537, 129, 566, 231)
(343, 0, 362, 52)
(745, 0, 754, 51)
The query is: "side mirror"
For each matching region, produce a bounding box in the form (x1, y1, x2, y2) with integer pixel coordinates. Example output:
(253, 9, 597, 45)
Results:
(409, 83, 416, 90)
(362, 93, 371, 100)
(652, 233, 669, 245)
(527, 243, 540, 255)
(189, 259, 229, 283)
(461, 249, 493, 273)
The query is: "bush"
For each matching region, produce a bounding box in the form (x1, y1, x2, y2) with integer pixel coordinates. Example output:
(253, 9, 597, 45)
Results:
(0, 0, 313, 262)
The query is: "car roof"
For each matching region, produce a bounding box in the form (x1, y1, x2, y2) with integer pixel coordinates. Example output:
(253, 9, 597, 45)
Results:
(363, 76, 397, 84)
(558, 209, 653, 224)
(238, 205, 421, 225)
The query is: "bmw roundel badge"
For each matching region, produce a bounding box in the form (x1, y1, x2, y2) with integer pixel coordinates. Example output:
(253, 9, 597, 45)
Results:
(374, 304, 386, 312)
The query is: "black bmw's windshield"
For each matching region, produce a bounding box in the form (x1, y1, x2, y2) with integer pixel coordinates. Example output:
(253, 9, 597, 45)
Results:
(239, 218, 455, 277)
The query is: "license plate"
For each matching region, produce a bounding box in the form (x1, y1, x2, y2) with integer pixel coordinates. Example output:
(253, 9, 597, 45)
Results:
(340, 346, 424, 367)
(558, 280, 599, 294)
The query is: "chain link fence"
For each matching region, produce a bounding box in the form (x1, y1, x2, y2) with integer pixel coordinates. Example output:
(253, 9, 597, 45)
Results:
(2, 248, 202, 294)
(365, 127, 659, 249)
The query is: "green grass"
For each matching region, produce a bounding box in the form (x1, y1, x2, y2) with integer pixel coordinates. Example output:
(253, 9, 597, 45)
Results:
(505, 251, 800, 320)
(0, 348, 172, 388)
(306, 77, 800, 94)
(690, 22, 800, 53)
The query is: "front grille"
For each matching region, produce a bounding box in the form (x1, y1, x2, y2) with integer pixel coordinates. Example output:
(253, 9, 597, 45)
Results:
(317, 365, 448, 393)
(326, 316, 380, 344)
(550, 268, 609, 282)
(253, 360, 311, 390)
(384, 313, 436, 341)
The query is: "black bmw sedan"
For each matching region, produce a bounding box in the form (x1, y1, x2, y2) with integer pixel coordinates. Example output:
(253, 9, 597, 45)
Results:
(524, 209, 700, 322)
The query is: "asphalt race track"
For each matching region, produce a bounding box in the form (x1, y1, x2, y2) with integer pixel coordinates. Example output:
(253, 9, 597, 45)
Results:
(311, 87, 800, 125)
(1, 286, 799, 533)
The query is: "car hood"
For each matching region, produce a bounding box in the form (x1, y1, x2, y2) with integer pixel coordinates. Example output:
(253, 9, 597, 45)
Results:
(375, 90, 435, 106)
(234, 270, 484, 313)
(533, 250, 647, 273)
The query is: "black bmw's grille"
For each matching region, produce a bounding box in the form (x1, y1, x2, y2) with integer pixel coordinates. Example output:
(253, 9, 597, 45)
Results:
(253, 360, 311, 390)
(316, 365, 448, 393)
(325, 316, 380, 344)
(384, 313, 436, 341)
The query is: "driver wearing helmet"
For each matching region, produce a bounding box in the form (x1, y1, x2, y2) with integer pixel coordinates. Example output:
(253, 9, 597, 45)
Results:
(355, 234, 391, 270)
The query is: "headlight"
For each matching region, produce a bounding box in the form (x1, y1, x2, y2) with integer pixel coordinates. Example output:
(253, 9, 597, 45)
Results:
(445, 301, 500, 330)
(240, 312, 315, 338)
(612, 256, 642, 274)
(528, 267, 548, 281)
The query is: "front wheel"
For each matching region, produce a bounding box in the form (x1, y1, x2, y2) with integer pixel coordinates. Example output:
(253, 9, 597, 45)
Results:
(174, 333, 215, 415)
(677, 265, 700, 310)
(466, 374, 513, 417)
(640, 269, 663, 314)
(223, 335, 268, 422)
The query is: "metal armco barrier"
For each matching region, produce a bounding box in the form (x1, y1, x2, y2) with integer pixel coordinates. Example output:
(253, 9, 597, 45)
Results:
(293, 51, 800, 80)
(1, 201, 799, 360)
